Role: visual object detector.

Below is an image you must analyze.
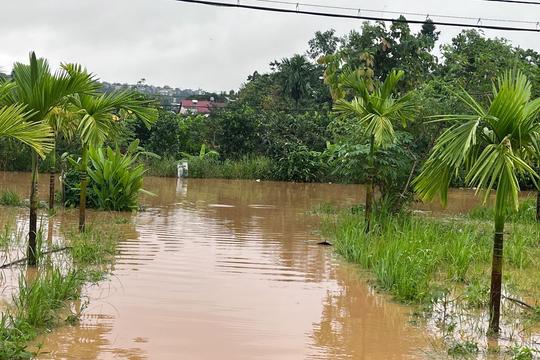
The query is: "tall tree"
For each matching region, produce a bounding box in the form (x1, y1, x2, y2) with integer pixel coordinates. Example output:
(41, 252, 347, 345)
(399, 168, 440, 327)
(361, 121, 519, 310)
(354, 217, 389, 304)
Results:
(1, 53, 96, 265)
(414, 70, 540, 334)
(439, 30, 538, 103)
(319, 18, 439, 93)
(334, 69, 413, 232)
(307, 29, 339, 60)
(277, 55, 315, 105)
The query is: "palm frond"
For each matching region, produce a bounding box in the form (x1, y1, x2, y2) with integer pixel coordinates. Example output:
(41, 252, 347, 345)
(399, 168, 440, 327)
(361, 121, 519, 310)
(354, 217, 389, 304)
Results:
(415, 69, 540, 219)
(0, 104, 53, 158)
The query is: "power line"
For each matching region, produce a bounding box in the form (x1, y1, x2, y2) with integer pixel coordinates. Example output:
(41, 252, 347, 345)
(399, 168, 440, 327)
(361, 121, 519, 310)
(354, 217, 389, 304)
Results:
(482, 0, 540, 5)
(174, 0, 540, 33)
(252, 0, 539, 26)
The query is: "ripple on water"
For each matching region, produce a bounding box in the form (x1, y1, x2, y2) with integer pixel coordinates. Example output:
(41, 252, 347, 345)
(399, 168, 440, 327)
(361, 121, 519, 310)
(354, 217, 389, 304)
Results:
(1, 175, 432, 359)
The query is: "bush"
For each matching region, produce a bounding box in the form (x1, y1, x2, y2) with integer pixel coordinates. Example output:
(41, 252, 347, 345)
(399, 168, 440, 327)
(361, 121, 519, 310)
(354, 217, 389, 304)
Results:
(275, 144, 324, 182)
(64, 141, 153, 211)
(87, 142, 151, 211)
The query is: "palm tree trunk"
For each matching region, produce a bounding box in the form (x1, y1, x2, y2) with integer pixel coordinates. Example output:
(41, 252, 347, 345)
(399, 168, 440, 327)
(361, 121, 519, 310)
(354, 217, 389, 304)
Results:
(364, 136, 375, 233)
(48, 144, 56, 210)
(28, 152, 39, 266)
(78, 146, 88, 232)
(488, 214, 505, 335)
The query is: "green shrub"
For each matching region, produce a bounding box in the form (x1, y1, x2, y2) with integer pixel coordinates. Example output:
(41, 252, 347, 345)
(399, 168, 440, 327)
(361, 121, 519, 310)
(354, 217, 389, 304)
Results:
(275, 144, 323, 182)
(87, 142, 152, 211)
(62, 167, 97, 208)
(63, 141, 154, 211)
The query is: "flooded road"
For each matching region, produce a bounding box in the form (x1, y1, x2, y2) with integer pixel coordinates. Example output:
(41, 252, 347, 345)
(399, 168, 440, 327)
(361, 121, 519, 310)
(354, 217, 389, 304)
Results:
(1, 174, 430, 359)
(2, 173, 530, 359)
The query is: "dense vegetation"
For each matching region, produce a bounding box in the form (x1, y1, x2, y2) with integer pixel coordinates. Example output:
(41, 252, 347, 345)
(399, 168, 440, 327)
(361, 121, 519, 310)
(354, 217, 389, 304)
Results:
(4, 23, 539, 191)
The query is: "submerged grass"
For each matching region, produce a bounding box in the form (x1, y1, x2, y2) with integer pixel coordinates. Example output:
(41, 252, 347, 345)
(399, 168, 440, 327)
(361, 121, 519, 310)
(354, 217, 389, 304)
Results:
(146, 155, 278, 180)
(188, 156, 276, 180)
(322, 204, 540, 356)
(324, 208, 540, 303)
(143, 156, 178, 177)
(0, 190, 22, 207)
(0, 223, 121, 360)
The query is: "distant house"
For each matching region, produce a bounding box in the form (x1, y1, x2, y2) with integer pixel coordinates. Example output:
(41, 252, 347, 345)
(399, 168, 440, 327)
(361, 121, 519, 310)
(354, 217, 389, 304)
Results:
(179, 98, 225, 115)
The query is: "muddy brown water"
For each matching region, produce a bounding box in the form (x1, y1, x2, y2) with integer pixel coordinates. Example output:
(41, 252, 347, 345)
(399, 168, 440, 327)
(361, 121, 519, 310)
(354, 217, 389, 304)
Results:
(0, 172, 534, 359)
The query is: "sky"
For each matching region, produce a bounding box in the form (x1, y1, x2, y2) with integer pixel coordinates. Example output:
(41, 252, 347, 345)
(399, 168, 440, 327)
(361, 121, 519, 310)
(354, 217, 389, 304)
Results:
(1, 0, 539, 92)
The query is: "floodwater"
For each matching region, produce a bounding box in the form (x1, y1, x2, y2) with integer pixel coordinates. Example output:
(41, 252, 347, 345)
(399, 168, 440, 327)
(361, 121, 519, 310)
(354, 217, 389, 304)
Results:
(0, 172, 532, 359)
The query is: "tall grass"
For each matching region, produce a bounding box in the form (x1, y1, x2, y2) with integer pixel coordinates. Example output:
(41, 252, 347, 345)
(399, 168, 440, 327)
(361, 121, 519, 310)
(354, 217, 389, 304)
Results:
(68, 226, 119, 265)
(0, 190, 22, 206)
(0, 268, 85, 360)
(0, 224, 121, 359)
(143, 156, 178, 177)
(146, 156, 278, 180)
(13, 269, 83, 328)
(324, 211, 540, 304)
(469, 198, 537, 224)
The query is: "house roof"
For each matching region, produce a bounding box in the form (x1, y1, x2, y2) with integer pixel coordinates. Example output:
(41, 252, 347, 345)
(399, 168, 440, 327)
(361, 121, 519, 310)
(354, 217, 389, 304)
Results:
(180, 99, 225, 114)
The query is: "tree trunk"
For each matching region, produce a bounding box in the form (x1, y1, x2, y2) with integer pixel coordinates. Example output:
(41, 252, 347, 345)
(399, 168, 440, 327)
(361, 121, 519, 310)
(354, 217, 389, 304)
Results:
(48, 146, 56, 210)
(78, 146, 88, 232)
(536, 191, 540, 222)
(364, 136, 375, 233)
(488, 216, 505, 335)
(365, 181, 373, 233)
(28, 152, 39, 266)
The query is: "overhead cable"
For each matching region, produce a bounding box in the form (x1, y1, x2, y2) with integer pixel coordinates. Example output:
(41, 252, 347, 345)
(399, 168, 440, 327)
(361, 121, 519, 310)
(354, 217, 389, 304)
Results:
(173, 0, 540, 33)
(251, 0, 539, 25)
(482, 0, 540, 5)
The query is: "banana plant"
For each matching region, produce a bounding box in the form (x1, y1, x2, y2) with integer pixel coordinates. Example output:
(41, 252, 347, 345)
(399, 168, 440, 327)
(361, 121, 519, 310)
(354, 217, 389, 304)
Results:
(181, 144, 219, 160)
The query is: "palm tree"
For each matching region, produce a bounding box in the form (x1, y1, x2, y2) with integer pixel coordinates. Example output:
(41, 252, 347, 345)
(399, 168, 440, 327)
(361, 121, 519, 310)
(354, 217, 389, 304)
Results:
(414, 70, 540, 335)
(333, 69, 413, 232)
(0, 52, 96, 265)
(68, 91, 157, 232)
(44, 107, 78, 209)
(278, 55, 314, 105)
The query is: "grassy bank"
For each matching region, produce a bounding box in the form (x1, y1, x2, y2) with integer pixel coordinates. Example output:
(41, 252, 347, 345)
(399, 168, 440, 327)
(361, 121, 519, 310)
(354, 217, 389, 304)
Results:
(322, 203, 540, 357)
(144, 155, 343, 183)
(0, 222, 121, 359)
(146, 156, 279, 180)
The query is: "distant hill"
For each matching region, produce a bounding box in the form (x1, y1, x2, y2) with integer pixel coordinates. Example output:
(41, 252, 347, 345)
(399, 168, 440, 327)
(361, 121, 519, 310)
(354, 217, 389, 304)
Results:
(0, 72, 226, 111)
(101, 81, 203, 109)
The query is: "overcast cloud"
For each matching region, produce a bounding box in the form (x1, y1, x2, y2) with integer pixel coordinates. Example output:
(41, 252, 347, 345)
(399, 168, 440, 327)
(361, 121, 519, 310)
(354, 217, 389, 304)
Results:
(1, 0, 538, 91)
